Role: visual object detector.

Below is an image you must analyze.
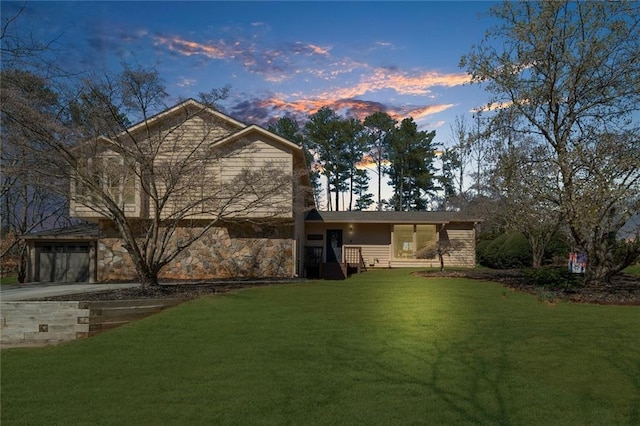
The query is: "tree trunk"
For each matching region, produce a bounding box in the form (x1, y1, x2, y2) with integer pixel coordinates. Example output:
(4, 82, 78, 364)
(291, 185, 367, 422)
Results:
(530, 240, 544, 268)
(377, 162, 382, 211)
(137, 268, 160, 289)
(17, 247, 27, 283)
(584, 239, 615, 285)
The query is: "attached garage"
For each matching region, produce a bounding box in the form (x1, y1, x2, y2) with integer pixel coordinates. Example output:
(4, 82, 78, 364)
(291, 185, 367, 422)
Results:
(23, 224, 98, 283)
(36, 243, 91, 282)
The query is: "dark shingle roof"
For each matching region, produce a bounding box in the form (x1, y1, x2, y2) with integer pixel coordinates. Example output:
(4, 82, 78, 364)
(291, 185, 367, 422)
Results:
(305, 210, 481, 224)
(21, 224, 99, 240)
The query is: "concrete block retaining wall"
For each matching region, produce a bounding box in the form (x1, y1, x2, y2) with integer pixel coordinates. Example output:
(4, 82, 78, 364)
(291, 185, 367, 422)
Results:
(1, 299, 186, 347)
(1, 302, 89, 346)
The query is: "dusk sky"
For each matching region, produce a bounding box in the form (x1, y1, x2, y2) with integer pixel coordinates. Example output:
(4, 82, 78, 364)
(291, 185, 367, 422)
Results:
(5, 1, 500, 149)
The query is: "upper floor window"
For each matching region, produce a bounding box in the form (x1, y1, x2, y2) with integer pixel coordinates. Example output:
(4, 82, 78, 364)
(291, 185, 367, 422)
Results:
(77, 155, 136, 207)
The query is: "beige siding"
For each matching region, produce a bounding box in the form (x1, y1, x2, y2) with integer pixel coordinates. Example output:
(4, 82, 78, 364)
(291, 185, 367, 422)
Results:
(147, 127, 295, 220)
(218, 138, 293, 219)
(440, 224, 476, 267)
(348, 245, 390, 268)
(151, 115, 229, 219)
(303, 221, 477, 269)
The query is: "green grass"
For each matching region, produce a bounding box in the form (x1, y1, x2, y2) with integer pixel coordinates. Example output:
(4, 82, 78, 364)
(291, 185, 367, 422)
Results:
(625, 264, 640, 276)
(0, 275, 18, 285)
(2, 269, 639, 425)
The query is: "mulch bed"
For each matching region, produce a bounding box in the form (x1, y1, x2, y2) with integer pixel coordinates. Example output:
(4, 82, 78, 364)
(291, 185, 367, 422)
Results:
(36, 280, 296, 302)
(415, 269, 640, 306)
(37, 271, 639, 306)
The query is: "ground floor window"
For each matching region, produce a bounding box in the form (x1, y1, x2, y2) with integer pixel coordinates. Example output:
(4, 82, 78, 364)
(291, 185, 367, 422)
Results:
(393, 225, 414, 259)
(393, 224, 437, 259)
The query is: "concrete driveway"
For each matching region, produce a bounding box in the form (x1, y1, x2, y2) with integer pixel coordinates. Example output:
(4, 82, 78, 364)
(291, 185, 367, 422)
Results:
(0, 282, 140, 301)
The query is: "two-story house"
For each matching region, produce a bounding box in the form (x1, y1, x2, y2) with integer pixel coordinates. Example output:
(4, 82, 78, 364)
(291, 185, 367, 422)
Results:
(23, 99, 480, 283)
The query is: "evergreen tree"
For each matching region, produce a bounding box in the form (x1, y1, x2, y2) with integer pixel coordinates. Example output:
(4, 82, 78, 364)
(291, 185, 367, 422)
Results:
(268, 116, 320, 205)
(363, 112, 396, 211)
(387, 118, 437, 211)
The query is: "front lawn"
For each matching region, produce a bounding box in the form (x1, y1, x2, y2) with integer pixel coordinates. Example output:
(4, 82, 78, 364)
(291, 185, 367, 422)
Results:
(0, 275, 18, 285)
(2, 269, 639, 425)
(625, 264, 640, 276)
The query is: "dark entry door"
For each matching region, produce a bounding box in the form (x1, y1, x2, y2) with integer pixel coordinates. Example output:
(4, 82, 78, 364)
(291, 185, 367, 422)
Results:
(326, 229, 343, 263)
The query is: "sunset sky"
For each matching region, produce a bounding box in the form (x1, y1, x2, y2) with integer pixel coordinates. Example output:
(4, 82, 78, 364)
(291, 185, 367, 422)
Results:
(5, 1, 500, 149)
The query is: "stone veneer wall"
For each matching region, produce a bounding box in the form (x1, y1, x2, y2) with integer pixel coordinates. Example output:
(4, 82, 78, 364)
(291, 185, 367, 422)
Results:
(97, 221, 294, 282)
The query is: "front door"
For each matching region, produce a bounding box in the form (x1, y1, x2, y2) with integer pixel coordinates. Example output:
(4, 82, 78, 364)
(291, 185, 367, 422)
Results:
(326, 229, 343, 263)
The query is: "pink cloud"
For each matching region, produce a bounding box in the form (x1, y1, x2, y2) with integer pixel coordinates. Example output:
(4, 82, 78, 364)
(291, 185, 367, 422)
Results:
(154, 35, 230, 59)
(313, 68, 471, 100)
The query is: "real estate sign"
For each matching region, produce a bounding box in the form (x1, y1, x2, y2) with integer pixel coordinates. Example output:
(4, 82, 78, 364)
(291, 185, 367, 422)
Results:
(568, 252, 587, 274)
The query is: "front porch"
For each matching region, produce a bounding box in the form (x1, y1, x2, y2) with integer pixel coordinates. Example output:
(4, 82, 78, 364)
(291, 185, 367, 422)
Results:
(304, 246, 367, 280)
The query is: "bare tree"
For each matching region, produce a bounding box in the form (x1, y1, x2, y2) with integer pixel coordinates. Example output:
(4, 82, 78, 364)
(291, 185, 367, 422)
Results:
(490, 137, 564, 267)
(416, 233, 467, 271)
(461, 1, 640, 284)
(1, 69, 73, 282)
(448, 115, 472, 200)
(1, 4, 76, 281)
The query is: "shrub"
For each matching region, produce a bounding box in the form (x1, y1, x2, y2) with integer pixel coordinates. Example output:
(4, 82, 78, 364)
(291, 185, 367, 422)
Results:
(542, 231, 571, 266)
(523, 267, 579, 289)
(477, 232, 532, 269)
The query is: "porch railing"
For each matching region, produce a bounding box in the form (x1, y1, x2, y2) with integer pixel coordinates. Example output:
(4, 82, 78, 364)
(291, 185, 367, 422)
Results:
(344, 246, 367, 272)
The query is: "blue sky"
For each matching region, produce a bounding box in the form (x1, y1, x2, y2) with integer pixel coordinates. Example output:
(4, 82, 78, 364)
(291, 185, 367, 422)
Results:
(5, 1, 499, 148)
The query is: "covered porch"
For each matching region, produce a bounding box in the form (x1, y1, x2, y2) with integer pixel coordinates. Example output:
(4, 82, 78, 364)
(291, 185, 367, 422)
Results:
(303, 210, 480, 279)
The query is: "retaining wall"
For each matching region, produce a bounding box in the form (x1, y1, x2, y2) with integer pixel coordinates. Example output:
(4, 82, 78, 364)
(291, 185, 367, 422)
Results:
(1, 299, 186, 347)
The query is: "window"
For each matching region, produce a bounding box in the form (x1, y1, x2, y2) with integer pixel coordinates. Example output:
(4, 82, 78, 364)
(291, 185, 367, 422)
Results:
(77, 155, 136, 206)
(122, 158, 137, 204)
(416, 224, 437, 253)
(106, 157, 121, 199)
(393, 224, 437, 259)
(393, 225, 414, 259)
(76, 158, 101, 202)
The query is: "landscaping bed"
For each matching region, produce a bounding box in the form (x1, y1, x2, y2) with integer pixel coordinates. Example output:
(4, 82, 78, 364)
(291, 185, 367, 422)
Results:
(416, 269, 640, 305)
(36, 270, 640, 305)
(35, 279, 298, 302)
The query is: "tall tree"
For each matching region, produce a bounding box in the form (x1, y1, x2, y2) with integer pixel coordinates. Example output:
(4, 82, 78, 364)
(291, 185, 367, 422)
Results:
(363, 112, 396, 211)
(490, 134, 564, 267)
(0, 69, 73, 282)
(448, 115, 473, 201)
(353, 168, 374, 211)
(387, 118, 437, 211)
(338, 118, 366, 211)
(304, 107, 351, 211)
(269, 116, 320, 207)
(461, 1, 640, 283)
(469, 112, 489, 197)
(434, 148, 459, 211)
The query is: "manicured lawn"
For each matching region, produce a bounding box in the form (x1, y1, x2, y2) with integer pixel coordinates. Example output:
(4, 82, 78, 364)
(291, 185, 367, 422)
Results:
(2, 269, 639, 425)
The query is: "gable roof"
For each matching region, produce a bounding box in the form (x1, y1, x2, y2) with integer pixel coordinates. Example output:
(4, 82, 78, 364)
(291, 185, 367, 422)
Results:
(126, 98, 246, 135)
(72, 99, 247, 155)
(215, 124, 303, 152)
(305, 210, 482, 224)
(214, 124, 312, 190)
